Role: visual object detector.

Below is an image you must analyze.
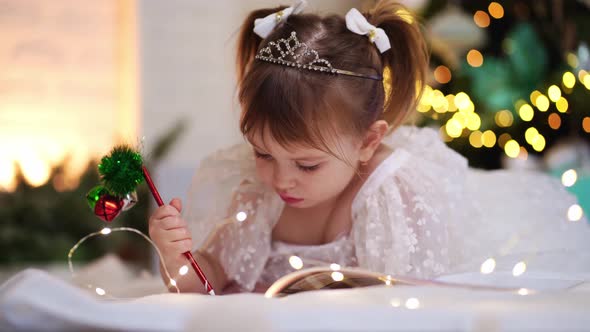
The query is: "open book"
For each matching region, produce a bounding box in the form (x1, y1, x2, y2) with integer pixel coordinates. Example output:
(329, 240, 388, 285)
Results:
(264, 267, 523, 298)
(264, 267, 437, 297)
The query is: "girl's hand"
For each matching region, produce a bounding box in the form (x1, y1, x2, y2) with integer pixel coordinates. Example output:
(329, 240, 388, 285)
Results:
(148, 198, 192, 268)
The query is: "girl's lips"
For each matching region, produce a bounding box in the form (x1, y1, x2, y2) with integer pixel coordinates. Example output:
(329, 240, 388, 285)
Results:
(279, 194, 304, 204)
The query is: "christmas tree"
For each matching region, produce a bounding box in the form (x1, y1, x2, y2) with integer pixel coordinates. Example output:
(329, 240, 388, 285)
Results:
(400, 0, 590, 219)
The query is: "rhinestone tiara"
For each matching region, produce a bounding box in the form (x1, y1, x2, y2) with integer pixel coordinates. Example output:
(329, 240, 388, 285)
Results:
(254, 31, 382, 81)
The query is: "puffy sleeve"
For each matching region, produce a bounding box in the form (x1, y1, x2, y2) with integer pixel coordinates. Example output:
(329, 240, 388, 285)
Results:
(184, 143, 282, 291)
(351, 126, 468, 279)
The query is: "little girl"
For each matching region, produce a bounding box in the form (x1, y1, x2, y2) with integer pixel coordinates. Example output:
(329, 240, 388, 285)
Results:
(149, 0, 590, 294)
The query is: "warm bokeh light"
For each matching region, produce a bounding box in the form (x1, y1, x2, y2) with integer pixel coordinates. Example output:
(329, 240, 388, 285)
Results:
(236, 211, 248, 222)
(469, 131, 483, 148)
(473, 10, 490, 28)
(518, 104, 534, 121)
(405, 298, 420, 310)
(331, 271, 344, 281)
(0, 1, 138, 191)
(504, 140, 520, 158)
(525, 127, 539, 145)
(495, 110, 513, 127)
(488, 2, 504, 19)
(480, 258, 496, 274)
(512, 261, 526, 276)
(445, 119, 463, 138)
(482, 130, 496, 148)
(548, 113, 561, 129)
(562, 169, 578, 187)
(530, 90, 541, 106)
(567, 53, 578, 68)
(434, 65, 452, 84)
(467, 49, 484, 67)
(547, 85, 561, 102)
(583, 117, 590, 133)
(556, 97, 569, 113)
(535, 95, 549, 112)
(563, 71, 576, 88)
(498, 133, 512, 149)
(289, 255, 303, 270)
(568, 204, 584, 222)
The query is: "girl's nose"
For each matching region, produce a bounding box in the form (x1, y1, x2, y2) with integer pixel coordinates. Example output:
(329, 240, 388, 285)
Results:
(272, 166, 296, 191)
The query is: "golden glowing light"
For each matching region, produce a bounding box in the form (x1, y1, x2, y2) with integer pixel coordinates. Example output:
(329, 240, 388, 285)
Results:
(518, 104, 534, 121)
(390, 298, 401, 307)
(498, 133, 512, 148)
(532, 135, 546, 152)
(583, 117, 590, 133)
(446, 94, 457, 112)
(466, 113, 481, 131)
(432, 90, 449, 113)
(556, 97, 569, 113)
(548, 85, 561, 102)
(518, 147, 529, 160)
(434, 65, 452, 84)
(469, 131, 483, 148)
(482, 130, 497, 148)
(548, 113, 561, 129)
(488, 2, 504, 19)
(504, 140, 520, 158)
(563, 71, 576, 88)
(480, 258, 496, 274)
(525, 127, 539, 145)
(518, 288, 530, 296)
(567, 53, 578, 68)
(467, 49, 484, 67)
(405, 298, 420, 310)
(579, 70, 588, 83)
(331, 271, 344, 281)
(473, 10, 490, 28)
(289, 256, 303, 270)
(445, 119, 463, 138)
(17, 151, 51, 187)
(495, 110, 514, 127)
(330, 263, 341, 271)
(562, 169, 577, 187)
(236, 211, 248, 222)
(529, 90, 541, 106)
(568, 204, 584, 221)
(535, 95, 549, 112)
(512, 261, 526, 276)
(454, 92, 471, 110)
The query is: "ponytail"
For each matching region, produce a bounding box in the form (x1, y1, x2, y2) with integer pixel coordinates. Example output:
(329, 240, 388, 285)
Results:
(366, 1, 429, 128)
(236, 6, 287, 85)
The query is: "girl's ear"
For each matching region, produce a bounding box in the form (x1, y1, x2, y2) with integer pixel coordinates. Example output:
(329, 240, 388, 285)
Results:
(359, 120, 389, 163)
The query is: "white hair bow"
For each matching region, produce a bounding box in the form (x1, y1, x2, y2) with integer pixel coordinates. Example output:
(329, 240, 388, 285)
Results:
(345, 8, 391, 53)
(253, 0, 307, 38)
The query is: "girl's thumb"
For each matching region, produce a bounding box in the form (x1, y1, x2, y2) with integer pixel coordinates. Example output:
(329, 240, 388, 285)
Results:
(169, 198, 182, 213)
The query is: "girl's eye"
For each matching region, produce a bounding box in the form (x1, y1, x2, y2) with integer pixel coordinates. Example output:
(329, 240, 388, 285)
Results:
(297, 164, 320, 172)
(254, 151, 273, 160)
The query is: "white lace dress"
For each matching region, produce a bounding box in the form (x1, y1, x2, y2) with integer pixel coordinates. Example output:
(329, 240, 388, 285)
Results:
(185, 126, 590, 293)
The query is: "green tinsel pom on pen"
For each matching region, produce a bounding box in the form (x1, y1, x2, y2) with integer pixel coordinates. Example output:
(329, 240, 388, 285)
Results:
(98, 145, 144, 196)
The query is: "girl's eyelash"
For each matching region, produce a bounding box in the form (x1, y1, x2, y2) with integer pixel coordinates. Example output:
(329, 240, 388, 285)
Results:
(254, 150, 320, 172)
(254, 151, 273, 160)
(297, 164, 320, 172)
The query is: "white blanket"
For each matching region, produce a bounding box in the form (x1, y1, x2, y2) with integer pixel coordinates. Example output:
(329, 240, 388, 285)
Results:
(1, 261, 590, 332)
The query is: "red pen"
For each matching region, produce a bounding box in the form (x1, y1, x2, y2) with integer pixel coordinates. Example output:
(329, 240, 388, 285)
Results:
(142, 166, 216, 295)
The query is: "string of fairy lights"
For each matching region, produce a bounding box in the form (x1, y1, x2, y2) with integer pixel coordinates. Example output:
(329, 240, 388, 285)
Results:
(67, 1, 586, 304)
